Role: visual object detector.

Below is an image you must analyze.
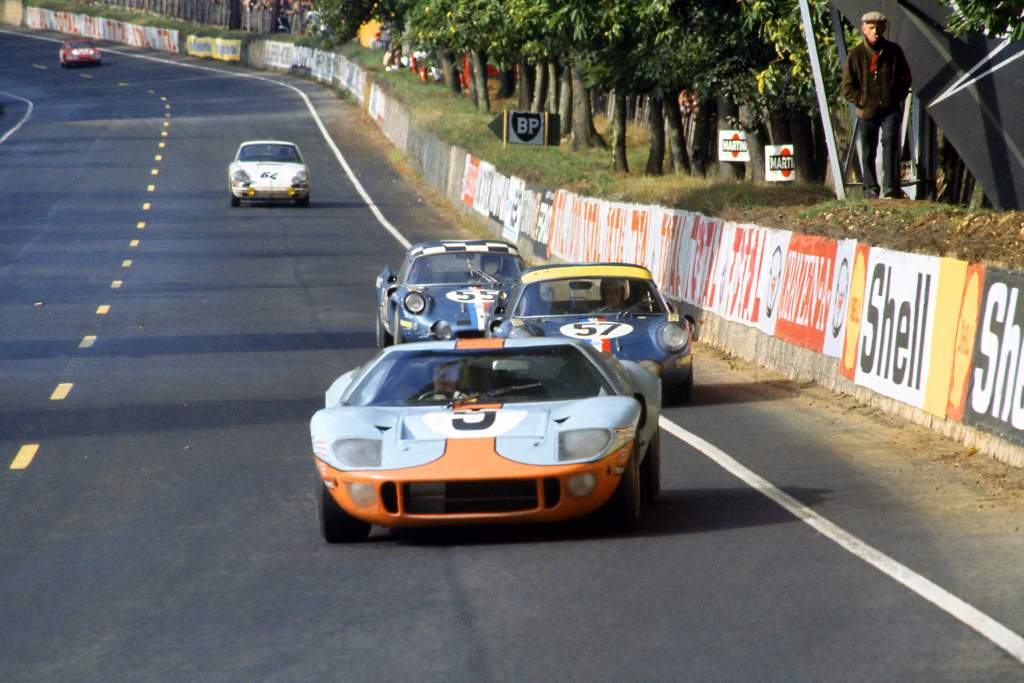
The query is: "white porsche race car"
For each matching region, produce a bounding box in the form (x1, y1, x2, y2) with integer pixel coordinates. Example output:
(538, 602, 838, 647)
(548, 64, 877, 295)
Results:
(228, 140, 310, 207)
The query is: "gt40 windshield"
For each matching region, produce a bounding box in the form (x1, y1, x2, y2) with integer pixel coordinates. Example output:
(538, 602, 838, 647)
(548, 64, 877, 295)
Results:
(347, 346, 611, 406)
(407, 252, 522, 285)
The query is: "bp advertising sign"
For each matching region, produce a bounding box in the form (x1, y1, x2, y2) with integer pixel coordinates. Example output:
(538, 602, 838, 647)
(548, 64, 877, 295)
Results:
(718, 130, 750, 162)
(489, 111, 560, 146)
(765, 144, 796, 182)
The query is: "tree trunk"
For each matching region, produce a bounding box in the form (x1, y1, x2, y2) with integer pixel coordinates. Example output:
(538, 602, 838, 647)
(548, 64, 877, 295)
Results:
(228, 0, 240, 30)
(645, 94, 665, 176)
(270, 0, 280, 32)
(531, 62, 547, 112)
(547, 62, 559, 113)
(663, 90, 691, 174)
(790, 112, 816, 182)
(558, 65, 573, 138)
(470, 51, 490, 113)
(517, 61, 532, 109)
(570, 67, 606, 149)
(497, 68, 515, 99)
(439, 52, 461, 95)
(690, 98, 711, 177)
(739, 104, 767, 184)
(612, 90, 628, 173)
(716, 94, 743, 180)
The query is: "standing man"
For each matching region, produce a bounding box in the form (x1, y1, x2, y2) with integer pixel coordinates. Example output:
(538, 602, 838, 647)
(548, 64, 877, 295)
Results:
(842, 11, 913, 199)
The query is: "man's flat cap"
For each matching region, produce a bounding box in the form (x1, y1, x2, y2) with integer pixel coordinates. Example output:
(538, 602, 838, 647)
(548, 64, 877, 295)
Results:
(862, 11, 887, 23)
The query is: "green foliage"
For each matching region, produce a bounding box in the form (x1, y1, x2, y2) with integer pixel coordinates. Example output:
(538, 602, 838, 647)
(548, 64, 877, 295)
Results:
(739, 0, 846, 118)
(314, 0, 414, 45)
(944, 1, 1024, 40)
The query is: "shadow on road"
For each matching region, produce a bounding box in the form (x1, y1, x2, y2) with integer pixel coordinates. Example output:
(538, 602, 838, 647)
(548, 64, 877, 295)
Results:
(371, 485, 831, 547)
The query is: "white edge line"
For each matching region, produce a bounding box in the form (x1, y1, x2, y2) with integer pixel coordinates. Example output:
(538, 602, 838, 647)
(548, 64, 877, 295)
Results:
(659, 415, 1024, 665)
(0, 90, 35, 145)
(0, 28, 411, 249)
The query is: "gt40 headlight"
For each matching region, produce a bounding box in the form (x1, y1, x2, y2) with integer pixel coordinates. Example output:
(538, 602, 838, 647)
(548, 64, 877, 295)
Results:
(291, 170, 308, 185)
(404, 291, 427, 315)
(558, 427, 635, 462)
(656, 322, 688, 353)
(232, 169, 251, 184)
(331, 439, 382, 468)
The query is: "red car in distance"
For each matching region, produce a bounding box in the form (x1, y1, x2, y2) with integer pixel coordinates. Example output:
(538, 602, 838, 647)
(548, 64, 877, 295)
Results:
(59, 39, 102, 67)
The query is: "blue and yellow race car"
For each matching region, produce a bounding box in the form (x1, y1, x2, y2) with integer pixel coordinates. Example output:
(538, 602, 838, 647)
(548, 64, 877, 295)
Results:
(375, 240, 525, 345)
(487, 263, 695, 403)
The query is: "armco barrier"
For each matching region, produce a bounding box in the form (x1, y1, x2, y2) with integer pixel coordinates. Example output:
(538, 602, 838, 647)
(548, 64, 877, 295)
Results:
(24, 6, 179, 53)
(8, 6, 1022, 469)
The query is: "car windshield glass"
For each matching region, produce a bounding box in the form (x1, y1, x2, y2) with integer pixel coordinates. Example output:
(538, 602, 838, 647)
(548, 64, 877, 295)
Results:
(407, 252, 523, 285)
(515, 277, 664, 316)
(238, 144, 301, 163)
(347, 346, 612, 406)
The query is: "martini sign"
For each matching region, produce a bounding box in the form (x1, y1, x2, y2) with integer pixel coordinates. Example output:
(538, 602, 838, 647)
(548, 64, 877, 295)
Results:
(718, 130, 750, 162)
(766, 144, 796, 182)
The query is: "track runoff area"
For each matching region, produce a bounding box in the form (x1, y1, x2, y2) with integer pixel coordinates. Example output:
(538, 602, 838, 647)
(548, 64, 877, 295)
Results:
(3, 28, 1023, 667)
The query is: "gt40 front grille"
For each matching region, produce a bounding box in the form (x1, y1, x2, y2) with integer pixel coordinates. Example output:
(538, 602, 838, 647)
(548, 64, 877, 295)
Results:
(403, 480, 538, 514)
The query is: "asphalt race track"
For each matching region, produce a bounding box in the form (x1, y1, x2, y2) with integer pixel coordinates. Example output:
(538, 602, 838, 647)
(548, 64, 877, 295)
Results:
(2, 30, 1023, 682)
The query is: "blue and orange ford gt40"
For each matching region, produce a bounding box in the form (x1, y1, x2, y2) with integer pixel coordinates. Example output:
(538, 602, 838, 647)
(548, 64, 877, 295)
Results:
(375, 240, 524, 346)
(310, 337, 661, 542)
(487, 263, 696, 403)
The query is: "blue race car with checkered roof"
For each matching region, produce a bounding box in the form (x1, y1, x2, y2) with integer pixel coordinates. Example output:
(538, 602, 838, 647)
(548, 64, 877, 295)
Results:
(376, 240, 525, 345)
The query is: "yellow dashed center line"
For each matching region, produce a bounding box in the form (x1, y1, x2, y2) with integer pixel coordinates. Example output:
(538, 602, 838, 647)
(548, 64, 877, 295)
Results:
(163, 122, 169, 128)
(136, 221, 146, 229)
(79, 335, 97, 348)
(151, 169, 159, 176)
(80, 74, 92, 79)
(10, 444, 39, 470)
(32, 64, 47, 70)
(164, 113, 170, 118)
(142, 203, 151, 211)
(154, 155, 162, 161)
(130, 239, 140, 247)
(122, 260, 133, 268)
(147, 89, 155, 94)
(158, 142, 166, 149)
(161, 132, 168, 138)
(96, 305, 110, 315)
(118, 82, 129, 87)
(147, 185, 155, 192)
(50, 383, 73, 401)
(111, 280, 123, 289)
(160, 96, 167, 101)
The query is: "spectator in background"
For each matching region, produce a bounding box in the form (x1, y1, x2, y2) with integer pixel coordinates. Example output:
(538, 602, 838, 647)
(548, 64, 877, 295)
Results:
(842, 10, 913, 199)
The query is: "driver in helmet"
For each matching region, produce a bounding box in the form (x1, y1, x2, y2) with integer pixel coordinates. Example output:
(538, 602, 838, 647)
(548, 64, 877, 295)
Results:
(598, 278, 628, 311)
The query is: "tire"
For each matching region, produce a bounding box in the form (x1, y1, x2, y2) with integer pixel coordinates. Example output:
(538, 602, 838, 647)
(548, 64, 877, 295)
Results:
(640, 430, 661, 505)
(601, 447, 642, 532)
(376, 311, 393, 348)
(230, 193, 241, 207)
(679, 368, 693, 405)
(295, 195, 309, 207)
(391, 306, 404, 344)
(319, 483, 371, 543)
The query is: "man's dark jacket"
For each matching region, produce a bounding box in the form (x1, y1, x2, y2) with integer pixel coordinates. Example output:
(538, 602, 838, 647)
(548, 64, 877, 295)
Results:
(842, 38, 912, 119)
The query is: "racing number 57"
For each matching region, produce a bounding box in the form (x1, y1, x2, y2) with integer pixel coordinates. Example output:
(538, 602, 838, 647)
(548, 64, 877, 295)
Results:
(572, 322, 624, 337)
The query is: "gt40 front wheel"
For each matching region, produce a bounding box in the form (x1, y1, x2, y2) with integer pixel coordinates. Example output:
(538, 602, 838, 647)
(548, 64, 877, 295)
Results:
(319, 483, 371, 543)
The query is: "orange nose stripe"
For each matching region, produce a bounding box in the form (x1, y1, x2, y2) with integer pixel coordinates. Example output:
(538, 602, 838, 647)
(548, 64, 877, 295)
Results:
(455, 338, 506, 350)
